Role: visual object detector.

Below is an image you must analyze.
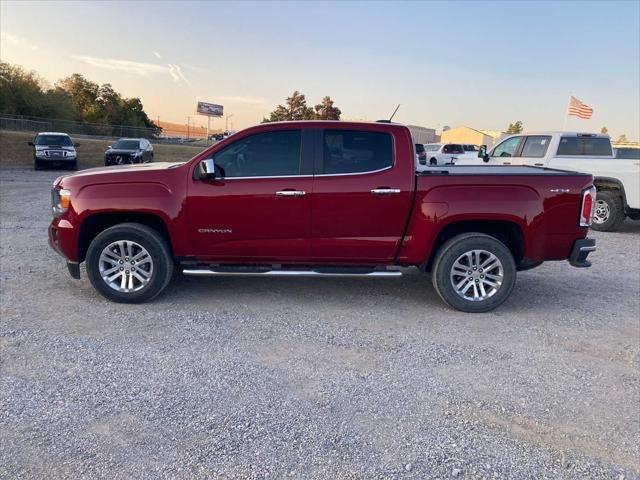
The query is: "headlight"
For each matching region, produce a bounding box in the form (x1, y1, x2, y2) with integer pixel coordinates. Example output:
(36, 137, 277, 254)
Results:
(51, 188, 72, 216)
(36, 151, 47, 158)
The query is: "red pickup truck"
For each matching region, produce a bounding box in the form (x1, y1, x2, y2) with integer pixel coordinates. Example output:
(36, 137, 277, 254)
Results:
(49, 121, 597, 312)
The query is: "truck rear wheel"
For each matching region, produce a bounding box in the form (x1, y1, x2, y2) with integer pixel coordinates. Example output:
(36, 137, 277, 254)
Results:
(591, 190, 624, 232)
(431, 233, 516, 313)
(86, 223, 173, 303)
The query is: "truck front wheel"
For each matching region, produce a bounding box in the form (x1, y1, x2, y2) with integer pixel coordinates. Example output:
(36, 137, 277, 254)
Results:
(85, 223, 174, 303)
(431, 233, 516, 313)
(591, 190, 624, 232)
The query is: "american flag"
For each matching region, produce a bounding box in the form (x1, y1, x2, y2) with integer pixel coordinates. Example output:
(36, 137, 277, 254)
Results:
(567, 96, 593, 119)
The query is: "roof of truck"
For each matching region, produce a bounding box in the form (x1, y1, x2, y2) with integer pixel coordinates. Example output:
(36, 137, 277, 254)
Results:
(505, 131, 610, 138)
(37, 132, 71, 136)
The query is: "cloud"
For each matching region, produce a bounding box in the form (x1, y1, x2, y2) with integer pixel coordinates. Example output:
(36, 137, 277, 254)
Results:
(167, 63, 191, 87)
(152, 51, 163, 59)
(167, 63, 180, 82)
(72, 54, 192, 87)
(72, 55, 166, 76)
(216, 96, 267, 105)
(173, 64, 191, 86)
(1, 32, 38, 50)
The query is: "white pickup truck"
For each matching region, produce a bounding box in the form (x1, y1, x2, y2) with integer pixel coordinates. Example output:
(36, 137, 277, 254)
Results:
(456, 132, 640, 231)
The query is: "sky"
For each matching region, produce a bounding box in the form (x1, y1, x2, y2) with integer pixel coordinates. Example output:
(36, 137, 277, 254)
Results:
(1, 0, 639, 139)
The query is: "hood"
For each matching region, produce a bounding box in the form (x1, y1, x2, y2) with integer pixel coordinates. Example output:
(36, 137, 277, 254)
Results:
(105, 148, 141, 155)
(56, 162, 185, 186)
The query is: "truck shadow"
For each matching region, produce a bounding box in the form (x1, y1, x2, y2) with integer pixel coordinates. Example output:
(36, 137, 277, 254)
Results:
(160, 266, 597, 318)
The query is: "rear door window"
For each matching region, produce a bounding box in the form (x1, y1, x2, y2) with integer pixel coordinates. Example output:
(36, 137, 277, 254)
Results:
(492, 137, 523, 158)
(322, 130, 393, 174)
(615, 148, 640, 159)
(556, 137, 612, 156)
(521, 136, 551, 158)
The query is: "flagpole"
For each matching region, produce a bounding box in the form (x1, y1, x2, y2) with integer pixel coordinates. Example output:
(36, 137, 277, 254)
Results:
(563, 96, 570, 131)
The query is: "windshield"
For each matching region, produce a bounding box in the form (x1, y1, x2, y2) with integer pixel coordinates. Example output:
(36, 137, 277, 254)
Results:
(35, 135, 72, 146)
(425, 145, 440, 151)
(463, 145, 478, 152)
(113, 140, 141, 150)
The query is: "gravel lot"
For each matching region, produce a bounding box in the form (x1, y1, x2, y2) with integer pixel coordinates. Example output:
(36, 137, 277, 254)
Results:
(1, 166, 639, 479)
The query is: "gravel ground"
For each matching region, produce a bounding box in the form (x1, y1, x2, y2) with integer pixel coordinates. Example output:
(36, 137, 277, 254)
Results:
(1, 166, 639, 479)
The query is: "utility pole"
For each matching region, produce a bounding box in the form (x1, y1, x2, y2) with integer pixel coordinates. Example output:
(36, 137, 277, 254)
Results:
(187, 116, 190, 139)
(225, 113, 234, 132)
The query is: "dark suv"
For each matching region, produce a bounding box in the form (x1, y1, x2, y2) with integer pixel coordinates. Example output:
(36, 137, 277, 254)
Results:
(29, 132, 79, 170)
(104, 138, 154, 166)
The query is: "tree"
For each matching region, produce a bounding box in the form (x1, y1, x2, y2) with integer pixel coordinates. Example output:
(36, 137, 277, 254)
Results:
(263, 91, 325, 122)
(55, 73, 99, 120)
(600, 126, 608, 135)
(617, 134, 628, 143)
(0, 62, 160, 136)
(314, 96, 341, 120)
(506, 121, 523, 134)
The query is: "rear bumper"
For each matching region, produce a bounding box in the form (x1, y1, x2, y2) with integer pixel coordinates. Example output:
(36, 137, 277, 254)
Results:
(568, 238, 596, 268)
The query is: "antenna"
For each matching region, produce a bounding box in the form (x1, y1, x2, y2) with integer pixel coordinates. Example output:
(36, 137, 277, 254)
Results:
(389, 104, 401, 122)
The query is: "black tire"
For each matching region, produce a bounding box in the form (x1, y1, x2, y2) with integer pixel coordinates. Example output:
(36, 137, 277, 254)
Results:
(591, 190, 625, 232)
(431, 233, 516, 313)
(68, 160, 78, 171)
(34, 159, 42, 170)
(85, 223, 174, 303)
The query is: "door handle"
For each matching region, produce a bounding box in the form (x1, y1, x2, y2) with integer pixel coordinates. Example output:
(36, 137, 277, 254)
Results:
(534, 163, 544, 166)
(503, 161, 511, 165)
(371, 188, 401, 195)
(276, 190, 306, 197)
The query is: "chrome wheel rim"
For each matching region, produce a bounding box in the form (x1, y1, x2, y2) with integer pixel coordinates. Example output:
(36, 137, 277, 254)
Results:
(450, 249, 503, 302)
(99, 240, 153, 293)
(593, 199, 610, 224)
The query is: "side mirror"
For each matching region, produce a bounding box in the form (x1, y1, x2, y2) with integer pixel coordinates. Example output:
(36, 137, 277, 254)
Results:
(28, 142, 34, 146)
(74, 143, 80, 147)
(199, 158, 217, 179)
(478, 145, 490, 162)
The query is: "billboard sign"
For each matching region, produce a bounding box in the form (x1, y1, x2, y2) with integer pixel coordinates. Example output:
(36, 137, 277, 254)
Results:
(197, 101, 223, 117)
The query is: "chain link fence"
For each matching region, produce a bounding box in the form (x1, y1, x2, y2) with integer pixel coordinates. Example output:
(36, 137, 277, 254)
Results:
(0, 114, 208, 146)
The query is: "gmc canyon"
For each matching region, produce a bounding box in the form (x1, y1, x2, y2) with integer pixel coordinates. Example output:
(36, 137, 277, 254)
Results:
(49, 121, 597, 312)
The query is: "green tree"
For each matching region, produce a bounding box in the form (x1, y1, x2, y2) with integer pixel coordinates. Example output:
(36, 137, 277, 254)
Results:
(600, 126, 608, 135)
(506, 121, 523, 134)
(263, 91, 316, 122)
(0, 63, 48, 116)
(55, 73, 99, 120)
(314, 96, 341, 120)
(1, 62, 160, 136)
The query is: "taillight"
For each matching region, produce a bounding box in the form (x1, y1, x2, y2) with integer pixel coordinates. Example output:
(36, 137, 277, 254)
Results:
(580, 186, 597, 227)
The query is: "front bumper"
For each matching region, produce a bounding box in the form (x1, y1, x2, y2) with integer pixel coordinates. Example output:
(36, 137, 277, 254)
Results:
(48, 232, 81, 279)
(568, 238, 596, 268)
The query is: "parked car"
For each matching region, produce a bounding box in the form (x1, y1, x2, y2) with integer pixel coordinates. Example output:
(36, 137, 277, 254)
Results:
(29, 132, 78, 170)
(457, 132, 639, 231)
(422, 143, 465, 166)
(104, 138, 154, 166)
(210, 130, 236, 142)
(460, 144, 481, 159)
(415, 143, 427, 165)
(49, 121, 596, 313)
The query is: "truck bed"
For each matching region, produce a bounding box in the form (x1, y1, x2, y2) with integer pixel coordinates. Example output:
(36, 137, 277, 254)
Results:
(417, 165, 590, 176)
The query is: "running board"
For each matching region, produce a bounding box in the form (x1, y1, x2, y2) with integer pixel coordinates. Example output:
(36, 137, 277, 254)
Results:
(182, 268, 402, 278)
